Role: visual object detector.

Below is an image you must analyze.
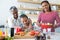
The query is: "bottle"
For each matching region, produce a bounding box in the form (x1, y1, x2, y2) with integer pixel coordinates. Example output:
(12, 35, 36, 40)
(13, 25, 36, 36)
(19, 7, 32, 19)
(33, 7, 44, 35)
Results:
(0, 28, 2, 36)
(2, 28, 5, 36)
(10, 28, 14, 37)
(43, 33, 46, 40)
(5, 27, 8, 37)
(35, 36, 40, 40)
(43, 28, 47, 34)
(47, 28, 51, 39)
(36, 33, 46, 40)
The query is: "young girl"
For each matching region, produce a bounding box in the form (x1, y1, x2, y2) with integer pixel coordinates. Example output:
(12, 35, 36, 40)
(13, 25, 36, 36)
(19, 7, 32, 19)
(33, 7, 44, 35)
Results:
(20, 14, 33, 31)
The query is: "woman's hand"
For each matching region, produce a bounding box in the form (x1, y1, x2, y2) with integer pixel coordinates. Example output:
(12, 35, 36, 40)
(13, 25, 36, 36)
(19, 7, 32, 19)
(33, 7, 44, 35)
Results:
(36, 22, 41, 27)
(53, 23, 60, 28)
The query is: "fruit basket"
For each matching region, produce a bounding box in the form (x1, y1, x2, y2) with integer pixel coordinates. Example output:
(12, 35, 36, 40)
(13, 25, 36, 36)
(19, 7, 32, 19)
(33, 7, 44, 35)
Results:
(41, 23, 53, 29)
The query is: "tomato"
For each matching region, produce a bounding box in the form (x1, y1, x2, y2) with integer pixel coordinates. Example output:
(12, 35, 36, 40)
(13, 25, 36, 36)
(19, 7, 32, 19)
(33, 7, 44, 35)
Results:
(20, 31, 25, 36)
(35, 31, 40, 36)
(16, 27, 22, 33)
(29, 30, 35, 36)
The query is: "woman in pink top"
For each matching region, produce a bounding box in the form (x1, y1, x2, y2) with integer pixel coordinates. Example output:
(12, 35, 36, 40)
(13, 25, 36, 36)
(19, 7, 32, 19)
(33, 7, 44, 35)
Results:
(37, 1, 60, 32)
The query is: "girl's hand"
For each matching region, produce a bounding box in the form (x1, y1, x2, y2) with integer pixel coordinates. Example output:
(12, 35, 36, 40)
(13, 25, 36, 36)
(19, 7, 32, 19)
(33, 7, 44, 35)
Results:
(14, 26, 21, 28)
(28, 18, 32, 25)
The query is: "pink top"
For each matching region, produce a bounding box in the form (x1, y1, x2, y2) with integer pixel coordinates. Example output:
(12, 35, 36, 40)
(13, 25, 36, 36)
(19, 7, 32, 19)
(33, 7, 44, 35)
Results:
(38, 11, 60, 32)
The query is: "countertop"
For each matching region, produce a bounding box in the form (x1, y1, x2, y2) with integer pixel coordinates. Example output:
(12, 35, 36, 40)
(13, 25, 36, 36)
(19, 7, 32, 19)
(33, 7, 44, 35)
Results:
(14, 33, 60, 40)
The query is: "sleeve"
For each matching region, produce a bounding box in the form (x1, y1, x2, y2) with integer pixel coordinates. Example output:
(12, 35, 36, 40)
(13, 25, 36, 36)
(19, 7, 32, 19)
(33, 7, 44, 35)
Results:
(7, 18, 13, 28)
(28, 18, 33, 30)
(37, 12, 42, 23)
(55, 11, 60, 27)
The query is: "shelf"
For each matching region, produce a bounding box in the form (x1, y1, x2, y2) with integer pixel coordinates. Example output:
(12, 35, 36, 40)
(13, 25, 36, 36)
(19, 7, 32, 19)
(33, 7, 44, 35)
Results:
(18, 8, 42, 11)
(51, 4, 60, 6)
(26, 14, 38, 16)
(18, 0, 41, 4)
(57, 10, 60, 12)
(18, 0, 60, 6)
(26, 14, 38, 22)
(18, 7, 60, 11)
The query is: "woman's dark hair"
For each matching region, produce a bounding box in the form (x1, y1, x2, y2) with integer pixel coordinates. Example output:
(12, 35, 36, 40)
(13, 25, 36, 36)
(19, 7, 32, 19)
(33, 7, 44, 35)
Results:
(20, 14, 28, 19)
(41, 1, 52, 12)
(10, 6, 18, 11)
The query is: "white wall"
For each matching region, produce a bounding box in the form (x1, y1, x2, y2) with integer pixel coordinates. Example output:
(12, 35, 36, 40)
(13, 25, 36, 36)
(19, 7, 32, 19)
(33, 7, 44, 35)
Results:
(0, 0, 18, 25)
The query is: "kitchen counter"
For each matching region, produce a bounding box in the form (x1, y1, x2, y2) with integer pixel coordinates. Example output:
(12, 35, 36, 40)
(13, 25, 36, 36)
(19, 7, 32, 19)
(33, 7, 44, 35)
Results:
(14, 33, 60, 40)
(46, 33, 60, 40)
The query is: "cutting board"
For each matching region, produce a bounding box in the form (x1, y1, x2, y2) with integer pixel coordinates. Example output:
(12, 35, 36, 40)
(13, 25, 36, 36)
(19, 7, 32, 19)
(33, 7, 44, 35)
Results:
(14, 32, 35, 39)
